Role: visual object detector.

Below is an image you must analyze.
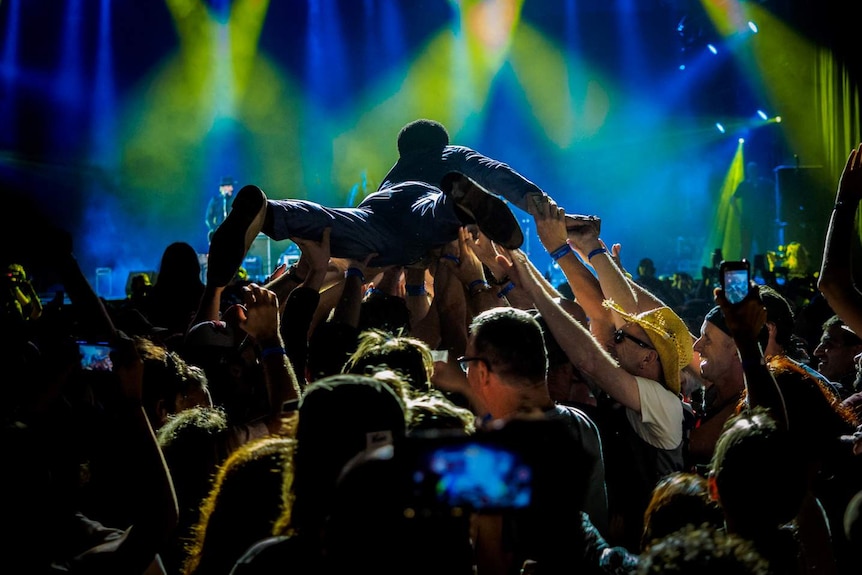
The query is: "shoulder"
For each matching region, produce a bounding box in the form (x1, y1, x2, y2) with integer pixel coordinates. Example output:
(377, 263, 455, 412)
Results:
(230, 536, 297, 574)
(550, 404, 600, 432)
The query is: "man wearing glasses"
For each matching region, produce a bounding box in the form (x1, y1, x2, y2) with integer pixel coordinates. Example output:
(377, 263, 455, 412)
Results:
(458, 306, 609, 546)
(516, 193, 696, 550)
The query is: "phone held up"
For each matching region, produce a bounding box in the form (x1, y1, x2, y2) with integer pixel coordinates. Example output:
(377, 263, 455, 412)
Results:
(77, 341, 113, 371)
(719, 259, 750, 305)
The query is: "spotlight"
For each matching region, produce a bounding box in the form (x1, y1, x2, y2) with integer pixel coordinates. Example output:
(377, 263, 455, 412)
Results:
(747, 21, 758, 34)
(707, 44, 718, 55)
(774, 116, 782, 123)
(716, 123, 726, 133)
(738, 137, 745, 144)
(756, 110, 768, 120)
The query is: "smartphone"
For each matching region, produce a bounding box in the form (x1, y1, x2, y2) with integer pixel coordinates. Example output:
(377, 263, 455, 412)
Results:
(402, 433, 534, 513)
(720, 260, 750, 304)
(78, 341, 113, 371)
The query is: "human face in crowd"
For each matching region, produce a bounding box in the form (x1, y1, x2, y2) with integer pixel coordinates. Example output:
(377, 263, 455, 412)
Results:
(459, 338, 494, 412)
(813, 325, 862, 382)
(609, 322, 655, 374)
(693, 320, 742, 389)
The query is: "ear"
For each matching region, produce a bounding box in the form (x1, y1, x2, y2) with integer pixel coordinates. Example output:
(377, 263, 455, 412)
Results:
(477, 361, 495, 388)
(643, 348, 659, 368)
(155, 398, 169, 428)
(707, 471, 720, 502)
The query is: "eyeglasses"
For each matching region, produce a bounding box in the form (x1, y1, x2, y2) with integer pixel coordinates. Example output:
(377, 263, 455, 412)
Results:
(613, 329, 654, 350)
(457, 356, 492, 373)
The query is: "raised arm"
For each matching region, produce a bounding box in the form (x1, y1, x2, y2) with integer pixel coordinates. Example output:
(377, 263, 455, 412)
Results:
(714, 284, 788, 431)
(105, 335, 179, 572)
(278, 229, 332, 388)
(499, 249, 643, 412)
(441, 227, 503, 315)
(527, 194, 610, 326)
(237, 283, 301, 433)
(818, 143, 862, 334)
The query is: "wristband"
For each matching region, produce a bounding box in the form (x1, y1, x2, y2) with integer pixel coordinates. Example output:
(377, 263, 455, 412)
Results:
(549, 243, 571, 261)
(468, 279, 492, 296)
(441, 254, 461, 265)
(364, 287, 383, 298)
(345, 267, 365, 282)
(261, 346, 287, 359)
(497, 281, 516, 298)
(587, 247, 607, 261)
(405, 283, 427, 296)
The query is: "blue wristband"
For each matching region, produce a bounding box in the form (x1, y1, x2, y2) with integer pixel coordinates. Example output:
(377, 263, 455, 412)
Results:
(345, 267, 365, 282)
(497, 281, 516, 298)
(587, 247, 607, 261)
(549, 243, 571, 261)
(261, 346, 287, 359)
(405, 283, 427, 296)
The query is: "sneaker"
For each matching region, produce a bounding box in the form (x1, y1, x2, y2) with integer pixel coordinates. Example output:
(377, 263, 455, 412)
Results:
(440, 172, 524, 250)
(564, 213, 601, 236)
(207, 185, 268, 286)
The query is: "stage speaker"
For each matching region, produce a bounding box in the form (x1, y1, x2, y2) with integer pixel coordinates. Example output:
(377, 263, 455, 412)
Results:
(95, 267, 112, 298)
(247, 234, 272, 277)
(775, 165, 830, 266)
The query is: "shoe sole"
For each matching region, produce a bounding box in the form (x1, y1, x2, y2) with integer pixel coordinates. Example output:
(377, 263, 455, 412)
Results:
(565, 213, 601, 236)
(442, 172, 523, 250)
(207, 185, 268, 286)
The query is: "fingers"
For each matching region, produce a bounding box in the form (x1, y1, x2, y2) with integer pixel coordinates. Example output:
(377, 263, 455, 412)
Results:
(320, 226, 332, 247)
(242, 283, 278, 308)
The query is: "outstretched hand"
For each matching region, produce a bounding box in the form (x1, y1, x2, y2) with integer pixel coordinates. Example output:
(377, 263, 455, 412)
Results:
(292, 227, 332, 276)
(111, 334, 144, 404)
(714, 282, 767, 345)
(441, 227, 487, 287)
(469, 228, 504, 274)
(237, 283, 280, 342)
(496, 248, 537, 298)
(837, 143, 862, 203)
(527, 194, 569, 253)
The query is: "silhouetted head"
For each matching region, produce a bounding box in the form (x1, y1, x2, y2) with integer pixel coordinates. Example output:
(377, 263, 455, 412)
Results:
(397, 119, 450, 156)
(292, 374, 407, 535)
(757, 284, 795, 350)
(641, 472, 723, 551)
(637, 258, 656, 278)
(343, 328, 433, 394)
(709, 407, 806, 534)
(468, 307, 548, 383)
(157, 242, 203, 287)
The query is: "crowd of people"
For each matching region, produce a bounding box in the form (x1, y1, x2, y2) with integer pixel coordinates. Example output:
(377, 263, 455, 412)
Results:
(2, 119, 861, 575)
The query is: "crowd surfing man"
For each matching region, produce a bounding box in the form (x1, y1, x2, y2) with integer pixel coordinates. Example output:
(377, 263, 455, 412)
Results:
(205, 119, 598, 286)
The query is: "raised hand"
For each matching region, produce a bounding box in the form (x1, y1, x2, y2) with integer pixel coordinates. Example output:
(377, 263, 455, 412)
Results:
(292, 227, 332, 277)
(527, 193, 569, 254)
(469, 227, 502, 269)
(837, 143, 862, 204)
(442, 226, 488, 288)
(237, 283, 281, 343)
(714, 283, 767, 346)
